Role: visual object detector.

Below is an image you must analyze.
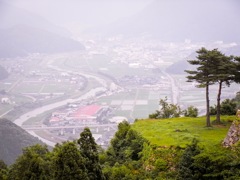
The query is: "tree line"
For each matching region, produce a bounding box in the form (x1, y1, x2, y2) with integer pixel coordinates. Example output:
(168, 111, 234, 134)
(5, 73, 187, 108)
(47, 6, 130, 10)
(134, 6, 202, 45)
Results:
(0, 128, 105, 180)
(2, 121, 240, 179)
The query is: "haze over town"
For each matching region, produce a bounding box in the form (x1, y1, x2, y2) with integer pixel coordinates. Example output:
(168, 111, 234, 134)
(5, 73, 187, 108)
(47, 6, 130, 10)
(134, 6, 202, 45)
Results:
(0, 0, 240, 146)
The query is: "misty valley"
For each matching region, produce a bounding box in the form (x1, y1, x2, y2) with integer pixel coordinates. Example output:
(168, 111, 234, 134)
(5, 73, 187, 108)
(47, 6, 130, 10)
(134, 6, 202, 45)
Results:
(1, 0, 240, 179)
(0, 38, 238, 147)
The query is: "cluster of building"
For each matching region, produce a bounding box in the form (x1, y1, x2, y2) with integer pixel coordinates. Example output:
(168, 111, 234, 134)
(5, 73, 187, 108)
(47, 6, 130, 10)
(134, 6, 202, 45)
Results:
(48, 104, 112, 126)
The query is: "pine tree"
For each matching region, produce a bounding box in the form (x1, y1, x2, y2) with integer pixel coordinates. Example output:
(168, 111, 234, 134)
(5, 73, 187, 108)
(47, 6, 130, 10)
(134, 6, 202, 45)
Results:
(106, 121, 148, 164)
(185, 47, 216, 127)
(78, 127, 105, 180)
(210, 50, 235, 124)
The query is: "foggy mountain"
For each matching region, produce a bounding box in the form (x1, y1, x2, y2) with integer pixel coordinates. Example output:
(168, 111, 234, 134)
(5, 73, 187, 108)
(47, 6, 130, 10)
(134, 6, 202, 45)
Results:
(0, 119, 44, 165)
(92, 0, 240, 43)
(0, 1, 70, 37)
(0, 2, 85, 58)
(0, 25, 85, 58)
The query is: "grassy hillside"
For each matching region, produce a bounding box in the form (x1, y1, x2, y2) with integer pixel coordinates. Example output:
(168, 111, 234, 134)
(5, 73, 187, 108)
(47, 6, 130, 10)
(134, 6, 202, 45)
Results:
(132, 116, 235, 148)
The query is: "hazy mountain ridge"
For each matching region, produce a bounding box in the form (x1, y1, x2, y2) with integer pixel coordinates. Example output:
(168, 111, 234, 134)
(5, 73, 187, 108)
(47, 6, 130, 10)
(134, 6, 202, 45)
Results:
(0, 25, 85, 58)
(0, 119, 44, 165)
(0, 1, 70, 37)
(0, 2, 85, 58)
(91, 0, 240, 43)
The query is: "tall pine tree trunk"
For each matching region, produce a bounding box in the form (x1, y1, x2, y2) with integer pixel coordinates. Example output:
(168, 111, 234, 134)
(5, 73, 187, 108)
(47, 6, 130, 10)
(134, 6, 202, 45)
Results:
(216, 81, 222, 124)
(206, 83, 211, 127)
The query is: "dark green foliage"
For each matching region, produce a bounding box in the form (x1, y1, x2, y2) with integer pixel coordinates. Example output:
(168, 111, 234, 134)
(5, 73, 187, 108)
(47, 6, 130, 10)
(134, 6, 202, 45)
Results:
(177, 139, 201, 180)
(5, 117, 240, 179)
(184, 106, 198, 117)
(0, 118, 44, 165)
(149, 97, 182, 119)
(103, 163, 136, 180)
(218, 99, 237, 115)
(0, 160, 8, 180)
(210, 99, 237, 115)
(139, 143, 182, 179)
(106, 121, 148, 165)
(8, 144, 51, 180)
(104, 121, 149, 179)
(78, 128, 105, 180)
(177, 142, 240, 180)
(233, 56, 240, 84)
(52, 142, 88, 180)
(192, 147, 233, 179)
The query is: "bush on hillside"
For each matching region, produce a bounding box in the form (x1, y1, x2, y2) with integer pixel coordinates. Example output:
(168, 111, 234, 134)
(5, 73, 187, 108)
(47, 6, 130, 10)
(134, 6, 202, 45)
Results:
(184, 106, 198, 117)
(149, 97, 182, 119)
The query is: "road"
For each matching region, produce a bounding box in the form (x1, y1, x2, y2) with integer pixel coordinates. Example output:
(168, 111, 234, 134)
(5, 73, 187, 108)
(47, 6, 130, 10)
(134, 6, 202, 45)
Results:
(13, 87, 109, 146)
(14, 87, 107, 126)
(22, 124, 118, 130)
(162, 71, 179, 104)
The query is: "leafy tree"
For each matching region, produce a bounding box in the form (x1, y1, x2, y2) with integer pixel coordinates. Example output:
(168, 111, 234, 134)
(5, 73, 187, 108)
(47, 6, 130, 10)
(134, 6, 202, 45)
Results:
(106, 121, 131, 164)
(0, 160, 8, 180)
(184, 106, 198, 117)
(185, 47, 217, 127)
(106, 121, 148, 165)
(192, 146, 234, 179)
(210, 99, 237, 116)
(177, 139, 201, 180)
(209, 105, 217, 115)
(8, 144, 51, 180)
(52, 141, 88, 180)
(103, 163, 135, 180)
(104, 121, 148, 179)
(149, 97, 182, 119)
(78, 127, 105, 180)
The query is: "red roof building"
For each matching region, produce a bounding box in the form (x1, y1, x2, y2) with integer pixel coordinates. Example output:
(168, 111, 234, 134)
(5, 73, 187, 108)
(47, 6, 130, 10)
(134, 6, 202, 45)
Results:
(68, 105, 102, 123)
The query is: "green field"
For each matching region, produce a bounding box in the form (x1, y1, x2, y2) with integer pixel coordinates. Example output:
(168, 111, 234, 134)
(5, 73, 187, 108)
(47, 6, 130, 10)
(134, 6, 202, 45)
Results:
(132, 116, 235, 147)
(97, 88, 163, 120)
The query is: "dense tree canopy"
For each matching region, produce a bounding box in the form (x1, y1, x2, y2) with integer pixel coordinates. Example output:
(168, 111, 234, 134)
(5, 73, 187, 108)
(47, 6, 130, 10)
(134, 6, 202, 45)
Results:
(8, 144, 50, 180)
(52, 142, 88, 180)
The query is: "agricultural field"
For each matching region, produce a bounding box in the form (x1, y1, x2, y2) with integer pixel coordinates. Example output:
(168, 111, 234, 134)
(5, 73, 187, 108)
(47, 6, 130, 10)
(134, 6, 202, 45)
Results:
(97, 88, 171, 121)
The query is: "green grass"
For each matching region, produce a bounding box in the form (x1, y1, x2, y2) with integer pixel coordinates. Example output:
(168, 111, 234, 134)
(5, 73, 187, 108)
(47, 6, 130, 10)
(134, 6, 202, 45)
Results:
(132, 116, 235, 148)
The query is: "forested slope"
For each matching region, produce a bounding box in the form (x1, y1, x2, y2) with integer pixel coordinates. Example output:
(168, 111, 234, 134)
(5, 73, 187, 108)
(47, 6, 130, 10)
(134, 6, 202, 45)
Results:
(0, 118, 44, 165)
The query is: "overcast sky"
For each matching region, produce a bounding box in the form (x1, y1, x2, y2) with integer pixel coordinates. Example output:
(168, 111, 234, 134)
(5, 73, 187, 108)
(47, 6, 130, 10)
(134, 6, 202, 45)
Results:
(2, 0, 239, 42)
(4, 0, 154, 31)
